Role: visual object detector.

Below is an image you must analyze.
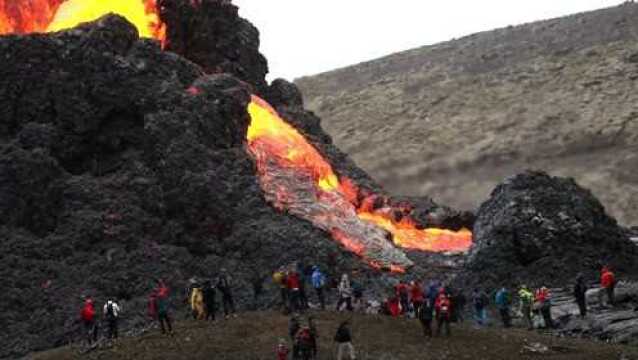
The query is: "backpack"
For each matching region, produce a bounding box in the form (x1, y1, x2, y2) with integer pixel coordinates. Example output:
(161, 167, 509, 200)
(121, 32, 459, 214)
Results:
(474, 294, 485, 308)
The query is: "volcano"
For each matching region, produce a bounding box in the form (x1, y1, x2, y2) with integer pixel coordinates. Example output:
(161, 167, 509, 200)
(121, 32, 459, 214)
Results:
(0, 0, 473, 356)
(0, 0, 473, 270)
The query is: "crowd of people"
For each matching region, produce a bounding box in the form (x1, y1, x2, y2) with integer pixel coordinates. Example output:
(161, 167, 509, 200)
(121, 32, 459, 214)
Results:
(76, 262, 618, 359)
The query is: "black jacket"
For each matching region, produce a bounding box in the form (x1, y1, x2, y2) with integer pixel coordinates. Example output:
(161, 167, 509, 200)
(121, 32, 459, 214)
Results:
(334, 323, 352, 343)
(574, 280, 587, 301)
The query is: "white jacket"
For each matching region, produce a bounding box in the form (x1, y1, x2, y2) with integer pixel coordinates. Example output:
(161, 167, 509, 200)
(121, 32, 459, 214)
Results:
(103, 300, 121, 318)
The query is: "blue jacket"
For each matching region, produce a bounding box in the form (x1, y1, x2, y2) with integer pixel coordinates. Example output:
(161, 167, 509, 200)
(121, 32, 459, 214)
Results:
(311, 269, 325, 289)
(495, 289, 511, 309)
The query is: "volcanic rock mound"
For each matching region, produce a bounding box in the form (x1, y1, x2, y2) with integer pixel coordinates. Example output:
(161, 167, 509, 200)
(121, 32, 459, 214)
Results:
(462, 171, 638, 288)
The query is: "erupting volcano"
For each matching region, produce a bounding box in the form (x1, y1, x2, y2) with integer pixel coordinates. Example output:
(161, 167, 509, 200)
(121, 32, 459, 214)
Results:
(0, 0, 471, 272)
(0, 0, 165, 41)
(247, 96, 472, 270)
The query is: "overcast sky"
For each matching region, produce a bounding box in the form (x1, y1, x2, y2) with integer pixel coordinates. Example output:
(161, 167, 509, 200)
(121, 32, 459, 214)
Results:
(233, 0, 625, 81)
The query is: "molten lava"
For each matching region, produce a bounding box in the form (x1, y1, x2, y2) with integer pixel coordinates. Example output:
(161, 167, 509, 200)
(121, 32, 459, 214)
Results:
(247, 95, 472, 270)
(0, 0, 165, 43)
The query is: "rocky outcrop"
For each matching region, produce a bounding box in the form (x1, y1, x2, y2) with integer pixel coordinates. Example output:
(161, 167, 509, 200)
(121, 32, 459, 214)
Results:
(298, 2, 638, 226)
(160, 0, 269, 95)
(552, 282, 638, 345)
(460, 171, 638, 288)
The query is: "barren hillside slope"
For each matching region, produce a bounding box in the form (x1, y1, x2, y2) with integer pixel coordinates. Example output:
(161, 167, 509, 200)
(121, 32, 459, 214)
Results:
(297, 3, 638, 225)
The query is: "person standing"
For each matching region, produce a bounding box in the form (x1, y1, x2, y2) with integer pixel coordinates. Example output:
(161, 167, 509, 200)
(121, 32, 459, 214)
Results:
(156, 280, 173, 334)
(337, 274, 353, 312)
(535, 286, 554, 329)
(600, 266, 616, 307)
(289, 314, 301, 359)
(396, 280, 410, 315)
(410, 281, 424, 317)
(352, 279, 364, 312)
(419, 297, 434, 337)
(296, 262, 309, 310)
(334, 320, 356, 360)
(311, 266, 326, 310)
(435, 291, 452, 336)
(495, 287, 512, 328)
(276, 338, 290, 360)
(80, 296, 98, 346)
(472, 288, 488, 326)
(287, 269, 302, 313)
(574, 275, 588, 318)
(518, 284, 534, 330)
(217, 268, 236, 318)
(203, 280, 217, 321)
(273, 267, 289, 311)
(103, 298, 121, 340)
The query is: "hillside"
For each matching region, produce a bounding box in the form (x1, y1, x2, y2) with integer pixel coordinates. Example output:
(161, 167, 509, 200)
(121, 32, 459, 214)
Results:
(31, 311, 638, 360)
(297, 3, 638, 226)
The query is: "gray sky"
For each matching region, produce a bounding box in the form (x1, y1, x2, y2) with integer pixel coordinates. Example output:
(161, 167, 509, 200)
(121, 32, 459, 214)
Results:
(233, 0, 624, 81)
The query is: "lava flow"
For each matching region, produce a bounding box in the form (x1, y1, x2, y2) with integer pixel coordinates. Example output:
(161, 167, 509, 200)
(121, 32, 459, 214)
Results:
(247, 95, 472, 271)
(0, 0, 166, 42)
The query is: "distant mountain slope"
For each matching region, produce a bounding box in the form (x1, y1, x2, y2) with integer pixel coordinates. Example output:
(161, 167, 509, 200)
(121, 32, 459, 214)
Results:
(297, 3, 638, 225)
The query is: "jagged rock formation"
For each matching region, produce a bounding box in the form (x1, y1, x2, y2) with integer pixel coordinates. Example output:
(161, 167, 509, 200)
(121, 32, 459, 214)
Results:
(297, 3, 638, 226)
(461, 171, 638, 288)
(159, 0, 270, 95)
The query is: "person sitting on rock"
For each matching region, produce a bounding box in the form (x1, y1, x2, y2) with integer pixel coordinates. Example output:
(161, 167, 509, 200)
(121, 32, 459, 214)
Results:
(573, 274, 588, 318)
(599, 265, 616, 307)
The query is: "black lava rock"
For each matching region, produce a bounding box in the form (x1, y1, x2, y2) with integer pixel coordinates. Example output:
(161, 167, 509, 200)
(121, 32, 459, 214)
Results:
(462, 171, 638, 288)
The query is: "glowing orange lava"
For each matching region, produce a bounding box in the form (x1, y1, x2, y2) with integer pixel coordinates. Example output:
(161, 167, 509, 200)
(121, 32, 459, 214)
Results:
(0, 0, 165, 44)
(247, 95, 472, 270)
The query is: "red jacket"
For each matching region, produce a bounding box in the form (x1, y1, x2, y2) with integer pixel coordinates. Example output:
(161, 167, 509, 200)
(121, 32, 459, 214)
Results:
(286, 272, 301, 290)
(435, 294, 451, 317)
(80, 300, 95, 322)
(395, 283, 408, 297)
(535, 287, 551, 303)
(277, 344, 289, 360)
(601, 269, 616, 289)
(410, 284, 424, 302)
(388, 296, 401, 317)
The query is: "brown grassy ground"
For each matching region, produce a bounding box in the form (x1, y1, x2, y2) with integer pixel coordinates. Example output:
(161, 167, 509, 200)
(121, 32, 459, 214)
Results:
(32, 311, 638, 360)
